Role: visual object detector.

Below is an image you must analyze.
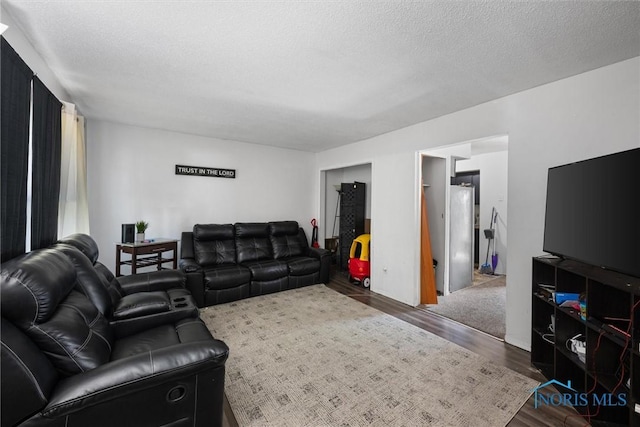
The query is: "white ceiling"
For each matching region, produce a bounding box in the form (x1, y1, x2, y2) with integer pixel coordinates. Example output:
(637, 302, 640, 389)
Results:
(3, 1, 639, 152)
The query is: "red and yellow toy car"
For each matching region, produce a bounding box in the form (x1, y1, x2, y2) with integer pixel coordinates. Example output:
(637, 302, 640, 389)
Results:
(348, 233, 370, 288)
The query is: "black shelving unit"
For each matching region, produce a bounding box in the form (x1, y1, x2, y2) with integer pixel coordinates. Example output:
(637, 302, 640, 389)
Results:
(339, 182, 365, 270)
(531, 256, 640, 426)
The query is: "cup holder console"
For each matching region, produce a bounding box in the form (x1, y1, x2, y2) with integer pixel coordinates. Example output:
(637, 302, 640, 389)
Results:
(171, 296, 191, 309)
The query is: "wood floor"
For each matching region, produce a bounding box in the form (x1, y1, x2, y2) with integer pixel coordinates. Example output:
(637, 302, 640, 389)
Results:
(222, 271, 587, 427)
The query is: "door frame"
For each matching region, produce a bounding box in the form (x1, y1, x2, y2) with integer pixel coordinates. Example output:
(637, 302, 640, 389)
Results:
(417, 135, 509, 300)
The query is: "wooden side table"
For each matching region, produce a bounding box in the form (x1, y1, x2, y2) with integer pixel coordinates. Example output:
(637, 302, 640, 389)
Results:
(115, 239, 178, 277)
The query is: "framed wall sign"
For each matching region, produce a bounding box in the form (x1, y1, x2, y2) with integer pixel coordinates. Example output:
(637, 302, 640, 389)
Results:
(175, 164, 236, 179)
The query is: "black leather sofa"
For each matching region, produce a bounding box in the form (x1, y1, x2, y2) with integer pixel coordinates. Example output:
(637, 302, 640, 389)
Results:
(55, 234, 198, 335)
(180, 221, 330, 307)
(58, 233, 189, 294)
(1, 248, 229, 427)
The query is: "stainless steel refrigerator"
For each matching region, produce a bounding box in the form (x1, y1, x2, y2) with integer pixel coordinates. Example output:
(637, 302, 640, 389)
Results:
(449, 185, 474, 293)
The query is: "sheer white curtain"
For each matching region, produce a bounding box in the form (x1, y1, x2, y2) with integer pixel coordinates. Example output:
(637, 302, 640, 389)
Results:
(58, 101, 89, 237)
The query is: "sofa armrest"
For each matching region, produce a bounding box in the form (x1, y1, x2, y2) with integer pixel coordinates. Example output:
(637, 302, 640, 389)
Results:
(44, 340, 229, 418)
(118, 269, 186, 294)
(179, 256, 206, 307)
(179, 257, 202, 273)
(307, 246, 331, 283)
(307, 246, 329, 258)
(182, 271, 205, 308)
(180, 231, 196, 259)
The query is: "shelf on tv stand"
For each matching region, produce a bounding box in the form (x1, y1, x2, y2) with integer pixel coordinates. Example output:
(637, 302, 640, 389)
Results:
(531, 256, 640, 426)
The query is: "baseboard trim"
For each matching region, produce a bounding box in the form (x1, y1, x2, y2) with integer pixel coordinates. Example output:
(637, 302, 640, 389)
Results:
(505, 333, 530, 352)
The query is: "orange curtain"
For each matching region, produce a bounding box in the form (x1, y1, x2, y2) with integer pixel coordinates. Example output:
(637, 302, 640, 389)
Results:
(420, 184, 438, 304)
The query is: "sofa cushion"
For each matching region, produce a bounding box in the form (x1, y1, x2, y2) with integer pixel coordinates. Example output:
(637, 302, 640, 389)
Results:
(34, 291, 113, 376)
(59, 234, 127, 301)
(241, 260, 289, 281)
(193, 224, 237, 267)
(1, 249, 76, 324)
(112, 292, 171, 320)
(269, 221, 299, 237)
(1, 318, 58, 427)
(53, 243, 116, 317)
(58, 233, 100, 265)
(110, 318, 213, 360)
(94, 261, 125, 300)
(235, 223, 272, 263)
(1, 249, 113, 377)
(269, 221, 305, 259)
(203, 264, 251, 290)
(286, 257, 320, 276)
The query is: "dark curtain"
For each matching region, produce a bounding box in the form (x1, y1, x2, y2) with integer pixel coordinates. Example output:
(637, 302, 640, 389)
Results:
(31, 77, 62, 250)
(1, 37, 33, 262)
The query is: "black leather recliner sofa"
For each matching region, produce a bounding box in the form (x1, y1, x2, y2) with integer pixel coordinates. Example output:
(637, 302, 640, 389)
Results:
(1, 248, 229, 427)
(58, 232, 189, 296)
(54, 234, 198, 335)
(180, 221, 330, 307)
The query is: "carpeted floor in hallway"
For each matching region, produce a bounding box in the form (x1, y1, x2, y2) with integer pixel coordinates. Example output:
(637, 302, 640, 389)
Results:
(423, 272, 506, 339)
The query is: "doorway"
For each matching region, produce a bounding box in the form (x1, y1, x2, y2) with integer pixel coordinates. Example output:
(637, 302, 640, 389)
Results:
(419, 136, 508, 339)
(321, 163, 372, 283)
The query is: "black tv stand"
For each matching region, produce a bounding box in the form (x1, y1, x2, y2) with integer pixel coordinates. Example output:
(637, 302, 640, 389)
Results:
(537, 253, 562, 260)
(531, 256, 640, 426)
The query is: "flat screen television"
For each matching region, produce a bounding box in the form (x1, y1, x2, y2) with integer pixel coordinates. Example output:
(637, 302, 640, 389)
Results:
(543, 147, 640, 278)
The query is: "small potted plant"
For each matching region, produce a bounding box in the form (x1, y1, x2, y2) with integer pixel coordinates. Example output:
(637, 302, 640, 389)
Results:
(135, 220, 149, 242)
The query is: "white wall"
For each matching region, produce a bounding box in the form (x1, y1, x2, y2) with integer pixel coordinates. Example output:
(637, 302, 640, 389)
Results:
(87, 120, 316, 272)
(1, 7, 70, 101)
(456, 150, 509, 275)
(316, 57, 640, 351)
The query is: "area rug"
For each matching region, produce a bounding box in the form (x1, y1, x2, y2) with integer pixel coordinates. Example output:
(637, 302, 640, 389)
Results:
(426, 275, 506, 339)
(200, 284, 536, 426)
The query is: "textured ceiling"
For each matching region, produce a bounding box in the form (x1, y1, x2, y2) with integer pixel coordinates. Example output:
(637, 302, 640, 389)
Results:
(3, 1, 639, 152)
